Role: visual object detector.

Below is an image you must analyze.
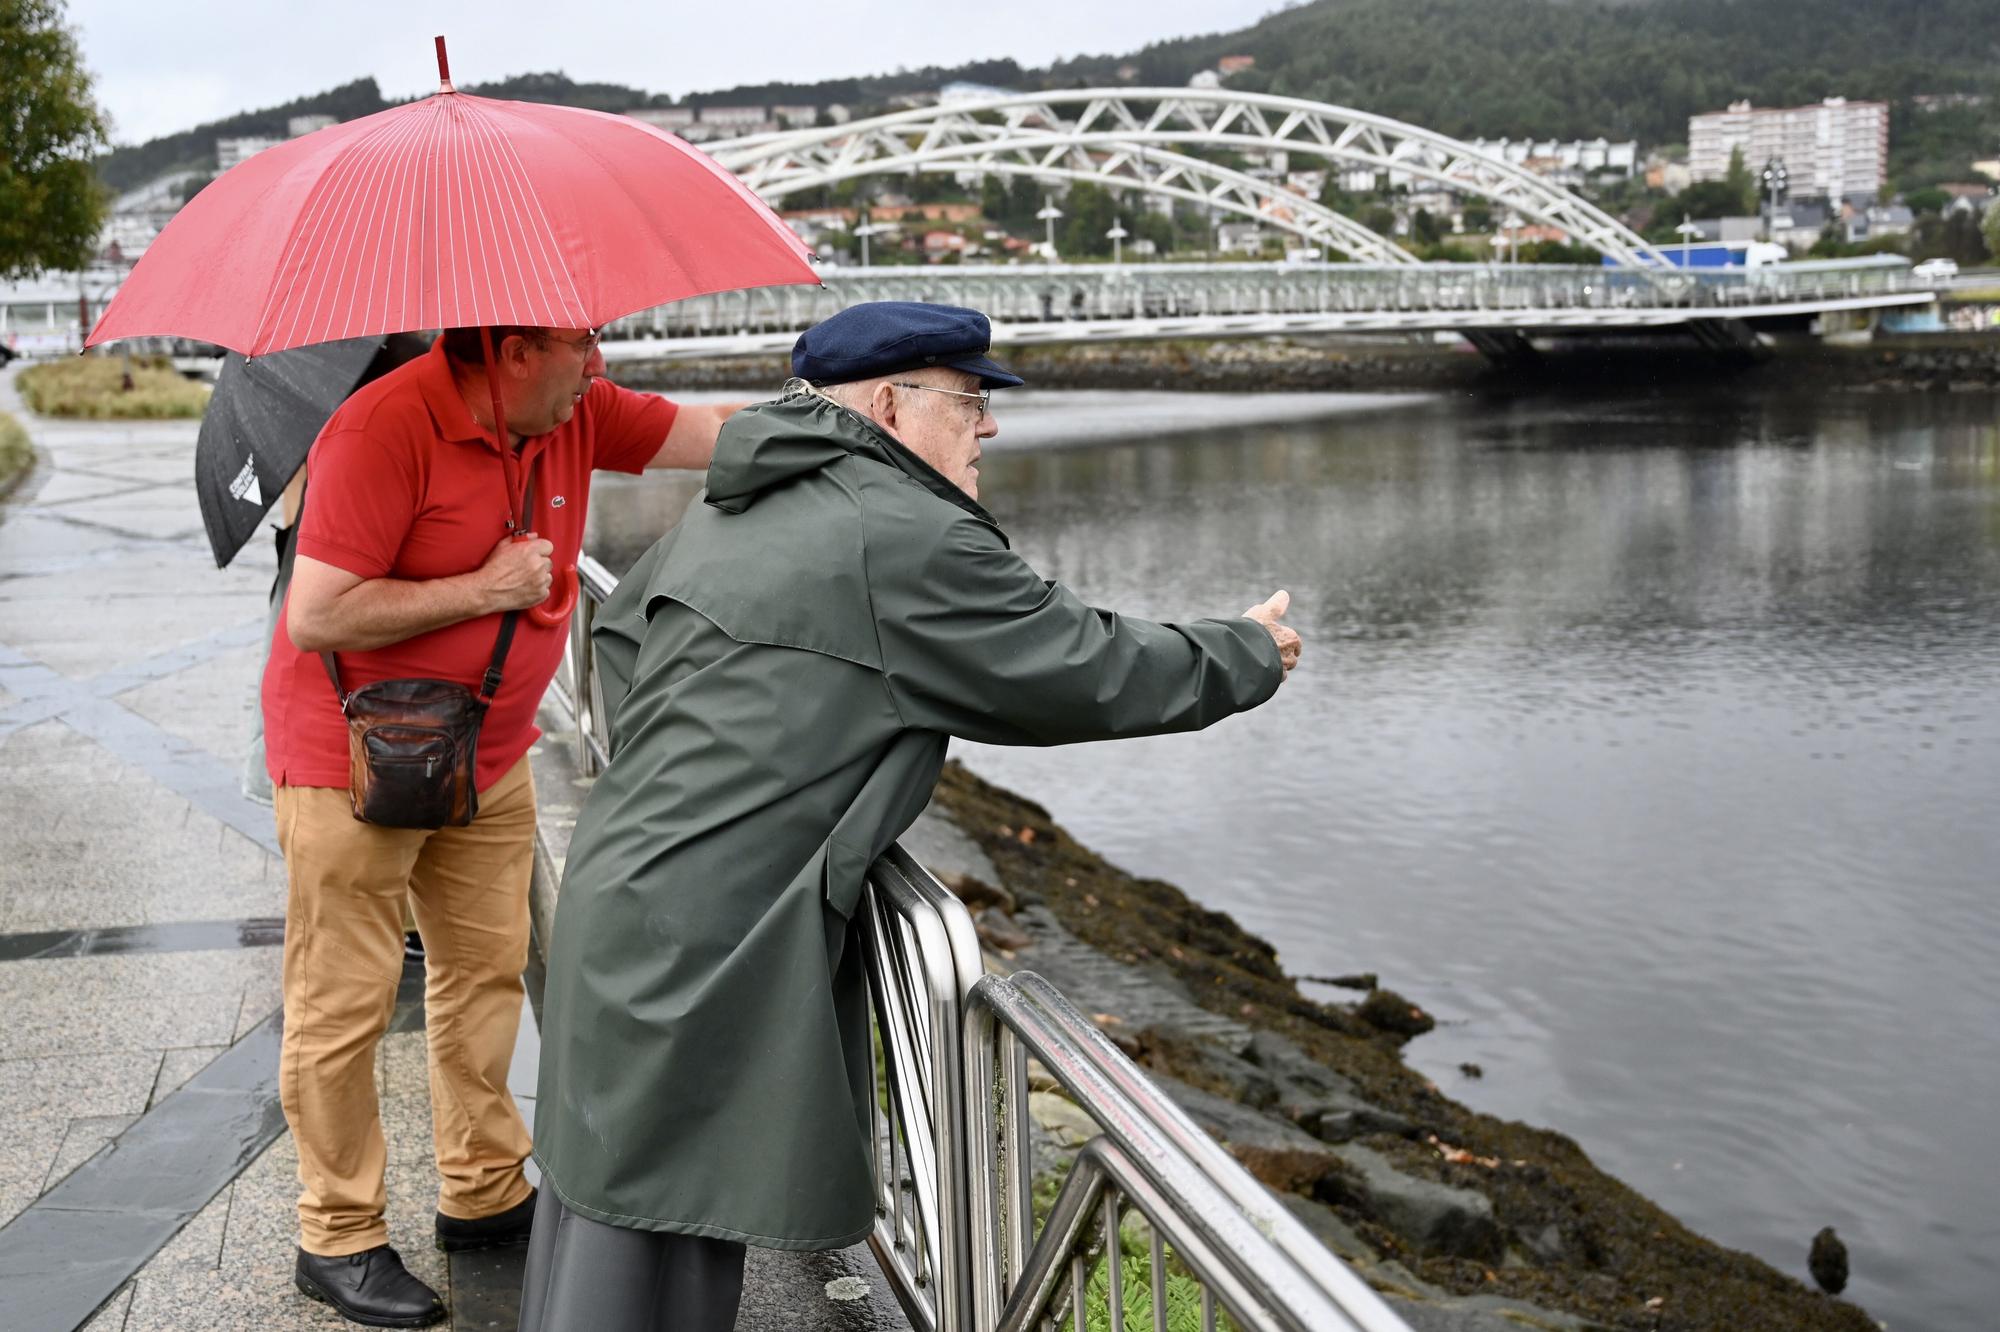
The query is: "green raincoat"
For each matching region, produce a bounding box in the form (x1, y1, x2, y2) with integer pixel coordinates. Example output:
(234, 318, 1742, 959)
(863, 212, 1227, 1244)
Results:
(533, 391, 1283, 1249)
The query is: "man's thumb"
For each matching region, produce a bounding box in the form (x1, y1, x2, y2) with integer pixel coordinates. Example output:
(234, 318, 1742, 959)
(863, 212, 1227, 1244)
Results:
(1261, 589, 1291, 619)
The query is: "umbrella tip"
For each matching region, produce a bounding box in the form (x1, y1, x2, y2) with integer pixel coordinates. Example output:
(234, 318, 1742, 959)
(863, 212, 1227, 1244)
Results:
(434, 35, 455, 94)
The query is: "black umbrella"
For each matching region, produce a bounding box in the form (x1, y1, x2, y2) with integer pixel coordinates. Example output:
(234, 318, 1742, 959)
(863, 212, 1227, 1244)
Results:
(195, 333, 430, 567)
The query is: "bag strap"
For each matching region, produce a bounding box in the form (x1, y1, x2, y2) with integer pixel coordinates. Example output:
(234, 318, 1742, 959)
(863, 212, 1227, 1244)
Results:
(321, 475, 537, 710)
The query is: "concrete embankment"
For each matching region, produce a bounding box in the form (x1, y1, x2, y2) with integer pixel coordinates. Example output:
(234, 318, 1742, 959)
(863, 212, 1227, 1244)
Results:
(612, 331, 2000, 396)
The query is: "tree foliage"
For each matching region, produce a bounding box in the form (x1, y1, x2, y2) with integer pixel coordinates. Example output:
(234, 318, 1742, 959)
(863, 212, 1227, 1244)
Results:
(1049, 0, 2000, 147)
(1, 0, 108, 279)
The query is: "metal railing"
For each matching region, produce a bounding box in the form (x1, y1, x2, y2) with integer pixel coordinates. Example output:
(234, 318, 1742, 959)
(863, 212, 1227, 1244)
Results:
(551, 554, 1409, 1332)
(585, 258, 1934, 346)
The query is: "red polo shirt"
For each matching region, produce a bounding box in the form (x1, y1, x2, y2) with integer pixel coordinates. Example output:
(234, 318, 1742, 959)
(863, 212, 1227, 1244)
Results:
(261, 337, 677, 791)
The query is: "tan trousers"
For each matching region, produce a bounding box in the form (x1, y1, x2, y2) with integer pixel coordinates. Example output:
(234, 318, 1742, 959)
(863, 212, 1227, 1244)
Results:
(275, 757, 537, 1256)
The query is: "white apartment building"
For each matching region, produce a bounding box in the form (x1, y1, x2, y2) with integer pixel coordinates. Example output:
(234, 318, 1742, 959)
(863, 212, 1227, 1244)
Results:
(1688, 98, 1888, 201)
(1467, 137, 1638, 186)
(626, 107, 696, 131)
(215, 137, 281, 171)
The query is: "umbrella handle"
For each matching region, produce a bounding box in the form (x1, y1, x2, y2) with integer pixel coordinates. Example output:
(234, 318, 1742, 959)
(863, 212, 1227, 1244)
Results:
(529, 564, 578, 628)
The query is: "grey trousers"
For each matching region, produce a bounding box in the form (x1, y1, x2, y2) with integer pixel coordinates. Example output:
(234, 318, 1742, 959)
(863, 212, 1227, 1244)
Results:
(517, 1186, 747, 1332)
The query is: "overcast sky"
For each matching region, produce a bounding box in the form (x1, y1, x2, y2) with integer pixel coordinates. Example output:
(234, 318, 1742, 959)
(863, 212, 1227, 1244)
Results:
(66, 0, 1286, 146)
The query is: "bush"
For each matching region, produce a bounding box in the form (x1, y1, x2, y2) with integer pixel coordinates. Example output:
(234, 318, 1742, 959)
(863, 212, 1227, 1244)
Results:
(16, 355, 210, 419)
(0, 412, 33, 494)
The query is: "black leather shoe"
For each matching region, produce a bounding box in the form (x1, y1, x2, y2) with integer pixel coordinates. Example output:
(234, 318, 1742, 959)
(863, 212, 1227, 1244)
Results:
(294, 1245, 446, 1328)
(435, 1187, 536, 1252)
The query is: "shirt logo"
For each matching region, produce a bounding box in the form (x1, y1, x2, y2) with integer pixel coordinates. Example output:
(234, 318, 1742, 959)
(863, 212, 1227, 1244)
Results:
(550, 495, 567, 508)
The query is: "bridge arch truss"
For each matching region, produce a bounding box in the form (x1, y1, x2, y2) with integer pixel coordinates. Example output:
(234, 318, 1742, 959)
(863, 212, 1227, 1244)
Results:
(714, 88, 1671, 270)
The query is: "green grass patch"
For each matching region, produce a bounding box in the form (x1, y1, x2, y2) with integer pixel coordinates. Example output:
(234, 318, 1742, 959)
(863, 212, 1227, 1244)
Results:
(0, 411, 33, 495)
(17, 355, 211, 419)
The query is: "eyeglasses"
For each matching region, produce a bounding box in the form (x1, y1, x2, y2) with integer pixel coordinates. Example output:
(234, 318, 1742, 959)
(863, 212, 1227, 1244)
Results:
(546, 328, 602, 355)
(891, 381, 990, 420)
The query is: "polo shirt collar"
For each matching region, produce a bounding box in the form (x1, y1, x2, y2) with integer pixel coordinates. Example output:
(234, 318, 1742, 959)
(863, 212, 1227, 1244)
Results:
(415, 337, 507, 452)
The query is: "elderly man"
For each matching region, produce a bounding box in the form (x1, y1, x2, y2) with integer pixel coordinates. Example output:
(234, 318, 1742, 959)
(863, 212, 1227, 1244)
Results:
(262, 324, 740, 1328)
(521, 302, 1301, 1329)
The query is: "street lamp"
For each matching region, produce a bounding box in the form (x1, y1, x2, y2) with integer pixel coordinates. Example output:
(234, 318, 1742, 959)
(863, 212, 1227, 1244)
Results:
(853, 210, 884, 268)
(1761, 157, 1788, 238)
(1106, 217, 1128, 265)
(1036, 196, 1064, 260)
(1502, 211, 1523, 264)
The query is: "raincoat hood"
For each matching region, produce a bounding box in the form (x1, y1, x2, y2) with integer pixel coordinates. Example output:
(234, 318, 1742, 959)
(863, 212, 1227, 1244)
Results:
(703, 389, 997, 527)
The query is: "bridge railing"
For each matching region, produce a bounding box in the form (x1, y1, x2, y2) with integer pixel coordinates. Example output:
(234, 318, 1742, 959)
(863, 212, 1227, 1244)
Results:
(553, 554, 1413, 1332)
(591, 260, 1929, 343)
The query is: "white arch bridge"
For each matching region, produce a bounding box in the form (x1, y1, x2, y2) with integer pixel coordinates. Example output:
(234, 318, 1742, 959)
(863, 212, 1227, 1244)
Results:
(586, 89, 1937, 362)
(709, 88, 1670, 269)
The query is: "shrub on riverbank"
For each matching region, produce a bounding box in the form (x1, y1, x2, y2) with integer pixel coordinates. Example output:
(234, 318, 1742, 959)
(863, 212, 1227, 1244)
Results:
(0, 412, 33, 496)
(17, 355, 210, 419)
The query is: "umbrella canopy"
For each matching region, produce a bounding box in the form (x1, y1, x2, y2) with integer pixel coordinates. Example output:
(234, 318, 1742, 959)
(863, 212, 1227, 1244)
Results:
(195, 333, 430, 568)
(86, 42, 816, 356)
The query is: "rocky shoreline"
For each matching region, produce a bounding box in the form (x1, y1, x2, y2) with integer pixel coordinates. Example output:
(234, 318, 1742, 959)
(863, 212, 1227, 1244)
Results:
(612, 331, 2000, 396)
(914, 761, 1875, 1332)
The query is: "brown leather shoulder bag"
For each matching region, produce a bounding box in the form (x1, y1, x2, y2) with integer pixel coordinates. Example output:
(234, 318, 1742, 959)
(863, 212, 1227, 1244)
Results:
(320, 610, 520, 829)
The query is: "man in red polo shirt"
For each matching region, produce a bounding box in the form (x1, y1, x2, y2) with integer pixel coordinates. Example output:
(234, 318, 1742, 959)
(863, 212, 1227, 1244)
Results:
(261, 324, 734, 1328)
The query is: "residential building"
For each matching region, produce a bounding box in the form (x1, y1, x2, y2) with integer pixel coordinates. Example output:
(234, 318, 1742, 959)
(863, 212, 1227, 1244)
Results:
(1938, 182, 1997, 216)
(287, 114, 335, 138)
(940, 82, 1013, 106)
(771, 105, 818, 129)
(1469, 137, 1638, 187)
(922, 230, 969, 259)
(1768, 200, 1831, 249)
(1217, 56, 1256, 76)
(698, 105, 767, 127)
(1843, 202, 1913, 244)
(627, 107, 695, 131)
(1688, 98, 1888, 202)
(1215, 221, 1267, 253)
(215, 137, 281, 171)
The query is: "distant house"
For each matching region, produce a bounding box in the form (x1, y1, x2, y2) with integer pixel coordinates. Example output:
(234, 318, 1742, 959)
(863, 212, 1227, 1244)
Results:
(287, 115, 335, 138)
(627, 107, 695, 131)
(1769, 200, 1830, 249)
(940, 82, 1014, 106)
(922, 230, 968, 258)
(698, 105, 767, 127)
(1215, 220, 1267, 253)
(1845, 202, 1914, 243)
(771, 105, 818, 129)
(1217, 56, 1256, 76)
(1938, 182, 1997, 216)
(215, 137, 281, 171)
(1188, 70, 1222, 90)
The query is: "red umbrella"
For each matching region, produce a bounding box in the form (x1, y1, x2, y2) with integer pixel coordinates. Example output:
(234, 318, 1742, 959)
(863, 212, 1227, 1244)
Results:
(89, 38, 818, 624)
(88, 39, 816, 355)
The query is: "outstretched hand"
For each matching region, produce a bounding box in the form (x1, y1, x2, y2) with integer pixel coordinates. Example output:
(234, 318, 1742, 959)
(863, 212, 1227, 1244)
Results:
(1242, 590, 1302, 678)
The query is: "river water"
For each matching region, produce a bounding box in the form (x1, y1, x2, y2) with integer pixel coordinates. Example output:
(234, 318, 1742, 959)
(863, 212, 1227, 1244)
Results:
(590, 384, 2000, 1332)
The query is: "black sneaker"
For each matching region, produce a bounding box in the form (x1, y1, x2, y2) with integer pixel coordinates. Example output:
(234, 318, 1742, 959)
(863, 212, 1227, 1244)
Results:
(294, 1244, 446, 1328)
(435, 1187, 536, 1252)
(403, 931, 425, 961)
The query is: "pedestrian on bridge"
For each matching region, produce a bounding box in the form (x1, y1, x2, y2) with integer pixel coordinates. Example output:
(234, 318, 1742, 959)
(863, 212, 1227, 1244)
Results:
(524, 301, 1302, 1329)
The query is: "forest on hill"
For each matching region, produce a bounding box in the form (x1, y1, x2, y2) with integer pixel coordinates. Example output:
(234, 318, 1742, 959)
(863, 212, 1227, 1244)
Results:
(99, 0, 2000, 197)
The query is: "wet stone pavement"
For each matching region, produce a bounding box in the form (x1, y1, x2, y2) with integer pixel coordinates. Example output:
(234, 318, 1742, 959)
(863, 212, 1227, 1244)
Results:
(0, 365, 907, 1332)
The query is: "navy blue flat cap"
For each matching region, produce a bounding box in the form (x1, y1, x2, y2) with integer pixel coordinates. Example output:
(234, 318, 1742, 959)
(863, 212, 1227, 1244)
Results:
(793, 301, 1025, 389)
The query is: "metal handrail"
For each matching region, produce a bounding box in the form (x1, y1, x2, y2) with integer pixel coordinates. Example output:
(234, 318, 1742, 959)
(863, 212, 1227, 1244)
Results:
(551, 553, 1411, 1332)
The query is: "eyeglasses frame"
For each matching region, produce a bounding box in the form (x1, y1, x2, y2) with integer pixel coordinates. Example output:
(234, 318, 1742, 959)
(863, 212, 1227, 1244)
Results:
(890, 380, 991, 420)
